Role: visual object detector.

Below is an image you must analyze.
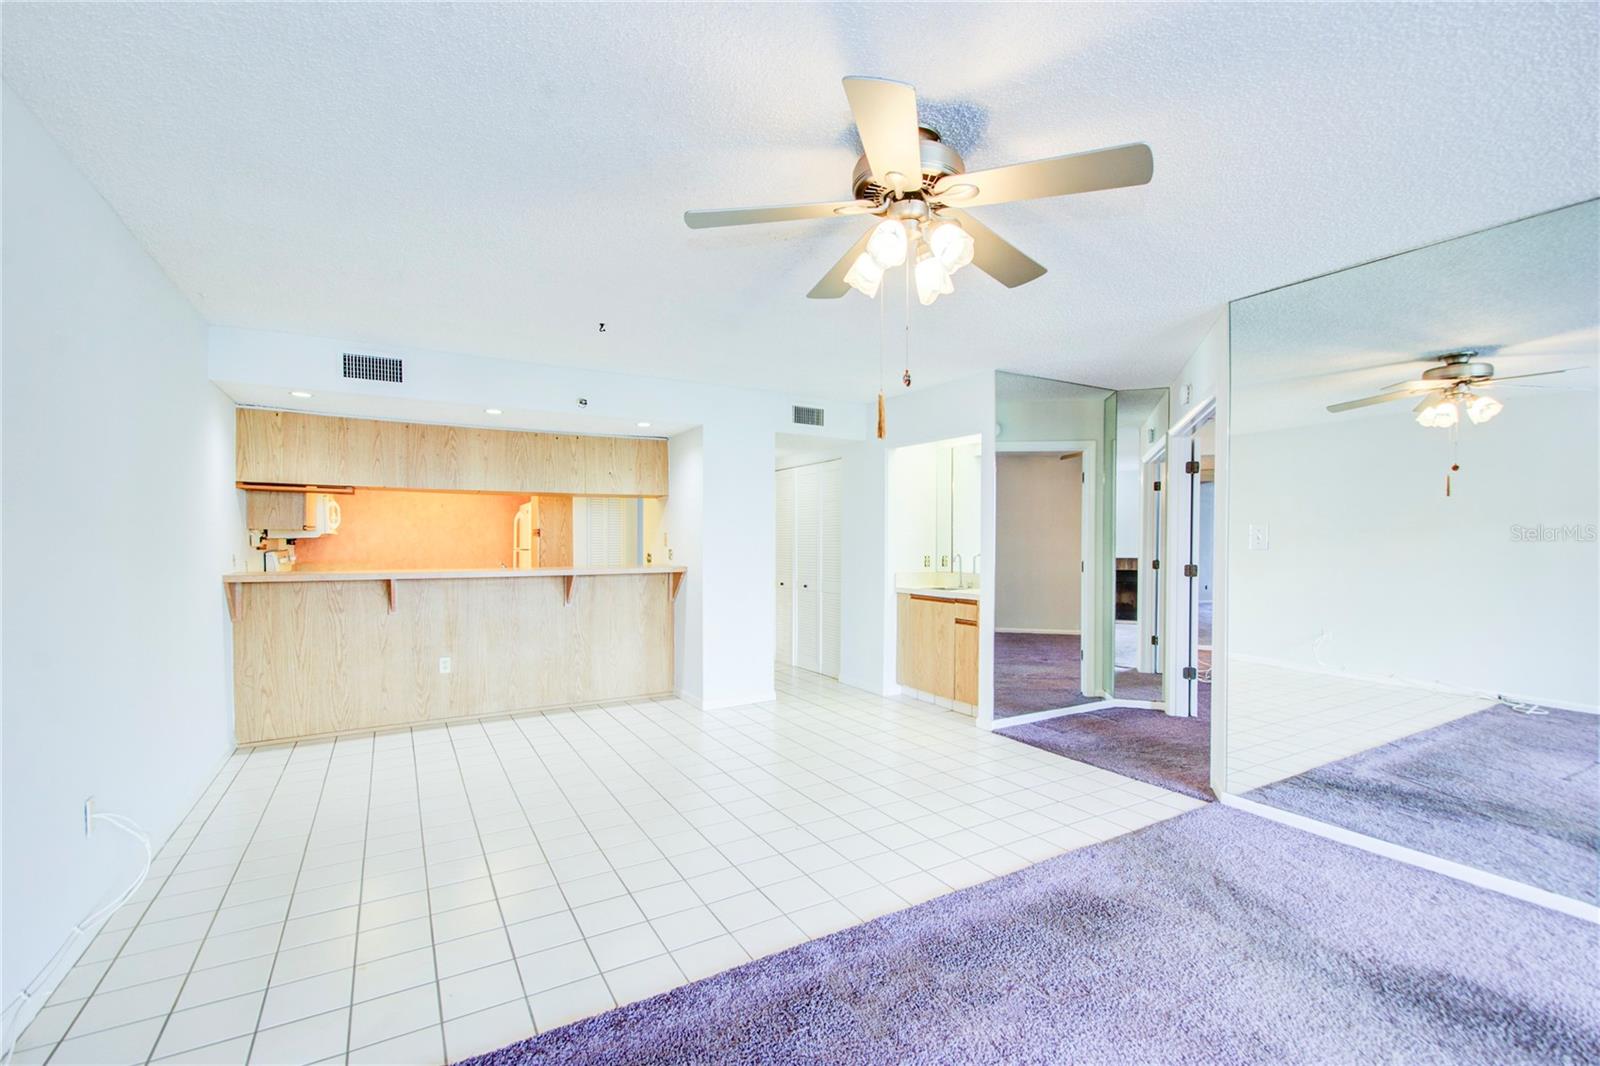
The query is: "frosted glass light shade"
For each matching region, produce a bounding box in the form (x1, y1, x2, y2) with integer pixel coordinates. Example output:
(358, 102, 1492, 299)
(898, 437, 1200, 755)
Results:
(926, 219, 975, 272)
(1414, 395, 1459, 428)
(843, 251, 883, 298)
(866, 219, 909, 269)
(1464, 392, 1503, 424)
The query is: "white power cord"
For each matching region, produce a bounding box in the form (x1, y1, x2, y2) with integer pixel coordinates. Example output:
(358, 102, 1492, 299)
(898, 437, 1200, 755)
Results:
(0, 812, 152, 1062)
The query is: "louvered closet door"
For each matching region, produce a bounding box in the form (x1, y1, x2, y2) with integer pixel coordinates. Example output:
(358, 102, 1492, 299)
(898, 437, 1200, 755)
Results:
(795, 465, 821, 673)
(775, 469, 796, 665)
(817, 462, 842, 678)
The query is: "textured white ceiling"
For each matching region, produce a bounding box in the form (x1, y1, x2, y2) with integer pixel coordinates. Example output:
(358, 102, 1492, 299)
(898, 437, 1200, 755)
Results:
(3, 2, 1596, 399)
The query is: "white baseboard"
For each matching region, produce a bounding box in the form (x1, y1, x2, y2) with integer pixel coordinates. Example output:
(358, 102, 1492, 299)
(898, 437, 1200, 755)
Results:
(985, 699, 1114, 730)
(1217, 792, 1600, 924)
(995, 627, 1081, 636)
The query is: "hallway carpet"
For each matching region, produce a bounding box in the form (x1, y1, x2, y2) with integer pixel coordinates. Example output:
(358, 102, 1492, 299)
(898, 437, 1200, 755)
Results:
(1252, 703, 1600, 905)
(997, 688, 1211, 800)
(462, 805, 1598, 1066)
(994, 632, 1097, 716)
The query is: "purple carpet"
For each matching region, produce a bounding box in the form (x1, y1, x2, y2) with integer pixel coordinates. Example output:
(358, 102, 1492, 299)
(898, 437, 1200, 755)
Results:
(1251, 703, 1600, 905)
(997, 686, 1211, 800)
(994, 632, 1098, 716)
(461, 805, 1598, 1065)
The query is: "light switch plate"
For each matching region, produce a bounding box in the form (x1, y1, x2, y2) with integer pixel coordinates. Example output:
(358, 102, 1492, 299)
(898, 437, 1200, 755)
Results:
(1248, 524, 1270, 551)
(439, 656, 452, 674)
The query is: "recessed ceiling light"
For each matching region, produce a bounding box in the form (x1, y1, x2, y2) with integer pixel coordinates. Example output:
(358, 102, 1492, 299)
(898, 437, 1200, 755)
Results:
(289, 390, 313, 398)
(636, 421, 652, 428)
(484, 408, 503, 415)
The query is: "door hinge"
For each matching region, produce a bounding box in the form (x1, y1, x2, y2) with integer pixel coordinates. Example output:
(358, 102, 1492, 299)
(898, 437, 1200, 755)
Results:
(1081, 471, 1086, 483)
(1185, 460, 1200, 475)
(1151, 558, 1160, 570)
(1183, 563, 1199, 578)
(1182, 666, 1198, 680)
(1153, 480, 1161, 491)
(1150, 635, 1159, 647)
(1080, 561, 1085, 573)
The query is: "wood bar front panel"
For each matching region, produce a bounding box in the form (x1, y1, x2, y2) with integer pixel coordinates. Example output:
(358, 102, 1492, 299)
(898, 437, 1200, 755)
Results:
(237, 409, 668, 496)
(232, 574, 674, 743)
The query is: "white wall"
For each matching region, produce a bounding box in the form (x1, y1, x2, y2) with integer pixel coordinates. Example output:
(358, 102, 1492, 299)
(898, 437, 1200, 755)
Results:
(1, 85, 244, 1038)
(835, 440, 889, 694)
(1230, 390, 1598, 709)
(1114, 413, 1144, 557)
(664, 429, 704, 702)
(1169, 308, 1228, 432)
(995, 453, 1082, 632)
(888, 442, 938, 573)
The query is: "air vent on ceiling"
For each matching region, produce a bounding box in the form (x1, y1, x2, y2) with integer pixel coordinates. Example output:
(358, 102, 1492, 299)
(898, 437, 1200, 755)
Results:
(792, 405, 825, 427)
(342, 352, 404, 383)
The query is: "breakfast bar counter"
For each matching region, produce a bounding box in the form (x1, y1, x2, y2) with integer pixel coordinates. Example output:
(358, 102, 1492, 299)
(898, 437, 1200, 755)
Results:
(224, 566, 686, 744)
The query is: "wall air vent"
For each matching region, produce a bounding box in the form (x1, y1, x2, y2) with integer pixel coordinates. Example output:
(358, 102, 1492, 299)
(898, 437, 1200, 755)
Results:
(342, 352, 404, 383)
(792, 405, 825, 427)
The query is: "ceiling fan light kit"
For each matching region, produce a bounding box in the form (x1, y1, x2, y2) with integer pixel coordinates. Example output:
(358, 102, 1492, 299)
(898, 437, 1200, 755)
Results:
(684, 76, 1154, 300)
(1327, 349, 1571, 426)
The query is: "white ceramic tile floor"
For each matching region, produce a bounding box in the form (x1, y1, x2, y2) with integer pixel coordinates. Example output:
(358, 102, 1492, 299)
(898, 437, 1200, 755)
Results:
(1225, 660, 1492, 790)
(14, 667, 1205, 1065)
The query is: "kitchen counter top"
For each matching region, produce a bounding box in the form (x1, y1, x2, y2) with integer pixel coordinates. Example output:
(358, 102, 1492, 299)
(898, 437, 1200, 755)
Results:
(223, 565, 687, 622)
(224, 565, 686, 583)
(896, 586, 980, 602)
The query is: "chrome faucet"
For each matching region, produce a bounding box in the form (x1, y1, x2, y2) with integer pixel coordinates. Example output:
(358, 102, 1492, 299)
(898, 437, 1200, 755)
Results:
(971, 553, 981, 589)
(951, 553, 962, 590)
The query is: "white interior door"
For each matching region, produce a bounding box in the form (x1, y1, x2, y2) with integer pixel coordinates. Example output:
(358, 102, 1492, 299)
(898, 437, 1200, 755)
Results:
(795, 466, 821, 673)
(817, 462, 842, 678)
(775, 469, 796, 664)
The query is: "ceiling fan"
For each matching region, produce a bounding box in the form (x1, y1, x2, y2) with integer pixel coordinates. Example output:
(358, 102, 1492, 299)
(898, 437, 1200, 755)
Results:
(683, 76, 1153, 303)
(1326, 350, 1575, 427)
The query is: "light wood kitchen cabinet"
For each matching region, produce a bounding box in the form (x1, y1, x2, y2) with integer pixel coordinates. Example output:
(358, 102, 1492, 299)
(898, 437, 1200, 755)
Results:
(953, 618, 979, 705)
(236, 409, 667, 496)
(897, 593, 979, 707)
(244, 489, 310, 530)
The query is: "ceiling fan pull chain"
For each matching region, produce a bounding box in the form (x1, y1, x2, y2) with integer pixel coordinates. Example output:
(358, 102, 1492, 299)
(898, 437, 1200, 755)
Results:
(902, 258, 913, 388)
(878, 271, 888, 440)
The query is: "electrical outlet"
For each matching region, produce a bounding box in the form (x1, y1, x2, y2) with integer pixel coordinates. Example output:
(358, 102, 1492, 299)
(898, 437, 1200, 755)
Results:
(667, 548, 673, 560)
(922, 555, 931, 567)
(439, 656, 452, 674)
(84, 797, 94, 837)
(645, 551, 653, 564)
(1248, 524, 1270, 551)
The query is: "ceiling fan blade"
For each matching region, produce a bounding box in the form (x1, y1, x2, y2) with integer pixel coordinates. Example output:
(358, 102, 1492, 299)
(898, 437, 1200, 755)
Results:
(1382, 379, 1452, 391)
(806, 225, 877, 299)
(1482, 369, 1574, 383)
(932, 143, 1153, 208)
(684, 200, 873, 230)
(1327, 391, 1422, 413)
(940, 209, 1046, 287)
(842, 77, 923, 195)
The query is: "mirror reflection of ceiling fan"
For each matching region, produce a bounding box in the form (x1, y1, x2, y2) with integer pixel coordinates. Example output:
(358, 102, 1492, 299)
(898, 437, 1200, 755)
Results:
(683, 77, 1153, 304)
(1326, 349, 1580, 428)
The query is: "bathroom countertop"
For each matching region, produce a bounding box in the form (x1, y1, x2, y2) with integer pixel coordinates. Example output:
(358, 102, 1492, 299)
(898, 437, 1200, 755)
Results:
(895, 586, 980, 602)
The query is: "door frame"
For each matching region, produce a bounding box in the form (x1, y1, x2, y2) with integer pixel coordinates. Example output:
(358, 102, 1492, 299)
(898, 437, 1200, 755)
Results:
(1164, 400, 1216, 718)
(1136, 444, 1166, 676)
(994, 439, 1102, 699)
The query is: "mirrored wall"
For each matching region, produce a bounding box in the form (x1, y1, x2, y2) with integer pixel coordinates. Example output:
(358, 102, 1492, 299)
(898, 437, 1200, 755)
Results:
(992, 372, 1166, 718)
(1226, 199, 1599, 906)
